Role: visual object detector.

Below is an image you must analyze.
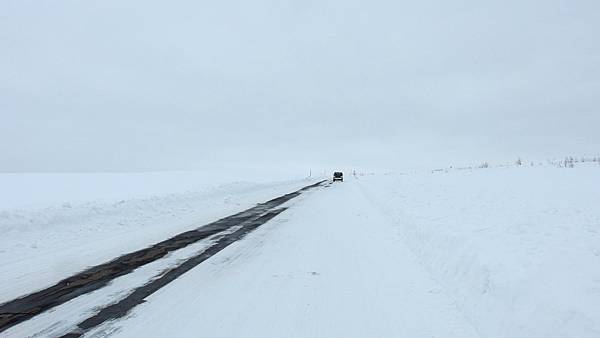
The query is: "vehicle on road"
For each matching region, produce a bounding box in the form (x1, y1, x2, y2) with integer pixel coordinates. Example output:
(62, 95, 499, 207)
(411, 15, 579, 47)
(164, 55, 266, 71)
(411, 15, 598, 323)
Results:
(333, 172, 343, 182)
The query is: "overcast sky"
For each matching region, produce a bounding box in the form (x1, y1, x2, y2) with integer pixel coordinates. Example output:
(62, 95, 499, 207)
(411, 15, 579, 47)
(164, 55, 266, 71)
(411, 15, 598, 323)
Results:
(1, 0, 599, 172)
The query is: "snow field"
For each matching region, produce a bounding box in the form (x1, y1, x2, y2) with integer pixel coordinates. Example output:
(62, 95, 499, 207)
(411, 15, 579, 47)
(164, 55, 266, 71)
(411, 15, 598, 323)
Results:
(359, 165, 600, 337)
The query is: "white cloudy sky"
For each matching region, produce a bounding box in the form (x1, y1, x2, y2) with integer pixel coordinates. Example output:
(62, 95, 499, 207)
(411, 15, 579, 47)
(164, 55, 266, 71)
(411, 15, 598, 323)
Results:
(1, 0, 599, 172)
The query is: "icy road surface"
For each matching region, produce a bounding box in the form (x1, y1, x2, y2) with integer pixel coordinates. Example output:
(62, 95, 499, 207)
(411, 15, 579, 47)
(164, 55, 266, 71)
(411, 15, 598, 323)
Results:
(80, 180, 479, 338)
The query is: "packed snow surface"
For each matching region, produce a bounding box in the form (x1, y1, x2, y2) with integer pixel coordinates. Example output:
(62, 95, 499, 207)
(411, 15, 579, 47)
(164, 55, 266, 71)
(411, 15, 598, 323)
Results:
(2, 165, 599, 337)
(86, 178, 480, 338)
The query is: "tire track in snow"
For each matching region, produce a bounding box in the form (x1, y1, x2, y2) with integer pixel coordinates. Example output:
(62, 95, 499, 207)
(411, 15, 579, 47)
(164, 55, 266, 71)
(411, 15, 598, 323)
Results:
(60, 208, 287, 338)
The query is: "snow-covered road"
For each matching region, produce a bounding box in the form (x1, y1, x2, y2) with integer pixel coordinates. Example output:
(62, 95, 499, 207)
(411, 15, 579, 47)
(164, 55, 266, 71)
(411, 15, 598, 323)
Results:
(0, 177, 316, 305)
(76, 179, 479, 338)
(2, 165, 599, 338)
(0, 181, 324, 337)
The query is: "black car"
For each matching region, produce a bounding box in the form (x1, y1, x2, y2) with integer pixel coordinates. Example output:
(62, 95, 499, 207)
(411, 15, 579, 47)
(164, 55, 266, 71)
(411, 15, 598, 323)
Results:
(333, 172, 343, 182)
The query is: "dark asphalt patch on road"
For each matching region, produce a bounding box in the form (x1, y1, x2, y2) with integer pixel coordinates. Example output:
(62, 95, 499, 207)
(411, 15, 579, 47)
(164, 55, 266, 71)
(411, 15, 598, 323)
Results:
(0, 180, 325, 333)
(60, 208, 287, 338)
